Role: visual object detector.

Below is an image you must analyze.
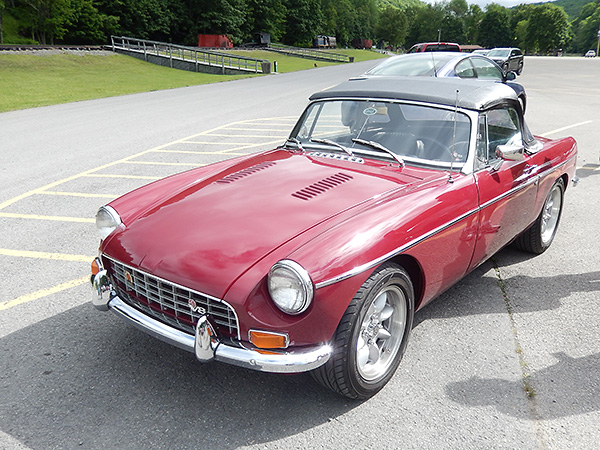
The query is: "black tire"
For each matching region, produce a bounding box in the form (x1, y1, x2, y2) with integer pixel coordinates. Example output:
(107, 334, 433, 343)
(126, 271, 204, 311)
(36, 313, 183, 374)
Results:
(311, 263, 414, 399)
(516, 63, 523, 75)
(514, 178, 564, 254)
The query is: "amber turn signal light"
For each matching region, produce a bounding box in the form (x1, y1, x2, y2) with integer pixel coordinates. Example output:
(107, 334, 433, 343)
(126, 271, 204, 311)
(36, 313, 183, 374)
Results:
(91, 259, 100, 276)
(249, 330, 289, 349)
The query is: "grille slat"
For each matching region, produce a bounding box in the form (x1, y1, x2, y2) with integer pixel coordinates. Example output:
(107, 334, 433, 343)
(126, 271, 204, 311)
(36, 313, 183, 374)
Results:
(105, 257, 239, 338)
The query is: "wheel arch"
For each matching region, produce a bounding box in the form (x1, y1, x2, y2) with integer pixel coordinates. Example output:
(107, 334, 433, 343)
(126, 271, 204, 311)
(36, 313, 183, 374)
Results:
(387, 254, 425, 309)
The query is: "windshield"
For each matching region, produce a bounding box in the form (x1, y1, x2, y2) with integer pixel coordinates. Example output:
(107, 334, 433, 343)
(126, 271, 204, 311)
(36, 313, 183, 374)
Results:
(487, 49, 510, 58)
(290, 100, 471, 167)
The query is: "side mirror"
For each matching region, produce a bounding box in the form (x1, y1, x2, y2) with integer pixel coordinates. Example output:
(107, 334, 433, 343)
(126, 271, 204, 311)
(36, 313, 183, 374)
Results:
(505, 71, 517, 81)
(496, 143, 525, 161)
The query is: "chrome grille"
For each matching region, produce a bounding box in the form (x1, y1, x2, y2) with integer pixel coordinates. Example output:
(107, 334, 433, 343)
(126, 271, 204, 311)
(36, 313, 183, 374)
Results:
(105, 257, 239, 338)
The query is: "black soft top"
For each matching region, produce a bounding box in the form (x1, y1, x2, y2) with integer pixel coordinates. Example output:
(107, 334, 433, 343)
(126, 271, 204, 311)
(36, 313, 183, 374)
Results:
(309, 76, 518, 111)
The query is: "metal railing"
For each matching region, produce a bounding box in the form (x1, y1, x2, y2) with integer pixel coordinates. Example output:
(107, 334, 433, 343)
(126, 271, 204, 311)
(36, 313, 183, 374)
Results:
(110, 36, 270, 73)
(266, 43, 353, 63)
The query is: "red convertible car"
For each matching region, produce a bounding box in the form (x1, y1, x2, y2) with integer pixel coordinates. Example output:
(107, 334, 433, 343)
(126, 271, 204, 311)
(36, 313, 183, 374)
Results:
(91, 77, 577, 399)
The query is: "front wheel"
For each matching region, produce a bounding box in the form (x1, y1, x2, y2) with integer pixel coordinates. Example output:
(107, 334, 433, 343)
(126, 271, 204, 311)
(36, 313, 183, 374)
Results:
(311, 263, 414, 399)
(514, 178, 564, 254)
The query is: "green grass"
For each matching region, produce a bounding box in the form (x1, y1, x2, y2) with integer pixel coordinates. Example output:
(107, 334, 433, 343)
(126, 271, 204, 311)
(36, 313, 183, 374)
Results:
(0, 53, 255, 112)
(0, 49, 387, 112)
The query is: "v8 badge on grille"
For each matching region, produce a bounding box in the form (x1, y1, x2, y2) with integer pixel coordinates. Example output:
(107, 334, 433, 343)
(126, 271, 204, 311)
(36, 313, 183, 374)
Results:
(188, 299, 206, 315)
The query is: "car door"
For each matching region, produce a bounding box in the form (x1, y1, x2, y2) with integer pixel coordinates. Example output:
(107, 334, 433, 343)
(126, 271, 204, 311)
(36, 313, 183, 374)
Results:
(509, 49, 522, 71)
(468, 105, 538, 270)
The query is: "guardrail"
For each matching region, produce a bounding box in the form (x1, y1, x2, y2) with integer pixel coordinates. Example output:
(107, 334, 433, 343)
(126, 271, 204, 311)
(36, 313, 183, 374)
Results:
(266, 43, 353, 63)
(110, 36, 271, 74)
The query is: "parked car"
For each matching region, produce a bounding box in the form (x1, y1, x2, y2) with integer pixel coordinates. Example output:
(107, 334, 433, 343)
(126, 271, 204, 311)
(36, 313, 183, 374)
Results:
(407, 42, 461, 53)
(487, 47, 524, 74)
(92, 77, 577, 399)
(363, 52, 528, 112)
(584, 50, 596, 58)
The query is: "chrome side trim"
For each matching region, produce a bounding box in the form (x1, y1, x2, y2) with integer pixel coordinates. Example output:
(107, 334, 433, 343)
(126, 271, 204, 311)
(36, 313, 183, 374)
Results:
(315, 206, 480, 289)
(315, 154, 577, 289)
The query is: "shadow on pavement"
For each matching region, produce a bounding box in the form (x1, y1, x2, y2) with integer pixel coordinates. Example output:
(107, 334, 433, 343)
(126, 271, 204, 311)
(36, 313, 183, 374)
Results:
(445, 351, 600, 419)
(0, 304, 357, 449)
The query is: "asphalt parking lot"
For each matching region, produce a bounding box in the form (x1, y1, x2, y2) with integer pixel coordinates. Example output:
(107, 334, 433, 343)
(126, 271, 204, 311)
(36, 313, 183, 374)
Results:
(1, 56, 599, 449)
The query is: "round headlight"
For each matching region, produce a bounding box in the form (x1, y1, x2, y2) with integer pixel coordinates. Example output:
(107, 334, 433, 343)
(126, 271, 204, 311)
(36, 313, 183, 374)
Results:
(96, 205, 122, 240)
(268, 260, 314, 315)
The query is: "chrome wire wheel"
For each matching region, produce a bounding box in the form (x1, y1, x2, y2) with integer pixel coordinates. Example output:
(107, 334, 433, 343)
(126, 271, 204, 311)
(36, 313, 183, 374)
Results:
(541, 183, 563, 246)
(356, 285, 407, 381)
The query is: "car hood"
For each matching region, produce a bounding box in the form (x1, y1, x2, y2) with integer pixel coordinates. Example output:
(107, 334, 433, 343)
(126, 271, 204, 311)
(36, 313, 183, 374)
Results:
(104, 149, 433, 298)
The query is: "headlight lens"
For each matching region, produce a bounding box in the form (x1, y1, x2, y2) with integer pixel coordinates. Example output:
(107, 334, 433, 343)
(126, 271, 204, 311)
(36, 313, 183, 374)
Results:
(96, 205, 122, 240)
(268, 260, 314, 315)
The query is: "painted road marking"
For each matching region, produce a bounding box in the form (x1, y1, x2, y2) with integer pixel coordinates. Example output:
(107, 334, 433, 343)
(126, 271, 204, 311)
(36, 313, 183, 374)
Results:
(0, 248, 93, 262)
(0, 117, 291, 311)
(0, 276, 89, 311)
(542, 120, 593, 136)
(0, 212, 95, 223)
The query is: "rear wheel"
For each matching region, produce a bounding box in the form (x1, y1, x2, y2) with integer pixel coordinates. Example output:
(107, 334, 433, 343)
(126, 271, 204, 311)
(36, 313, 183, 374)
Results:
(311, 263, 414, 399)
(514, 178, 564, 254)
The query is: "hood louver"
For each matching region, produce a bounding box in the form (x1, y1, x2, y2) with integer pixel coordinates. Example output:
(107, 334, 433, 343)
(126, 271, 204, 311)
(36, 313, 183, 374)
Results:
(216, 162, 277, 184)
(292, 173, 354, 201)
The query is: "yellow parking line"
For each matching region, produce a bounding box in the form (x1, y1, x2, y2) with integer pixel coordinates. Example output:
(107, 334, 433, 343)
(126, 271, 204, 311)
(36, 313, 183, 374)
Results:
(0, 117, 292, 213)
(122, 161, 205, 167)
(0, 276, 89, 311)
(180, 141, 250, 145)
(83, 174, 161, 180)
(0, 212, 94, 223)
(204, 133, 288, 138)
(0, 248, 93, 262)
(38, 191, 118, 199)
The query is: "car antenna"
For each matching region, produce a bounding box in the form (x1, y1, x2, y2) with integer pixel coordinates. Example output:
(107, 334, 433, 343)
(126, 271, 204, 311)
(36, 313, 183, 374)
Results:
(448, 89, 459, 184)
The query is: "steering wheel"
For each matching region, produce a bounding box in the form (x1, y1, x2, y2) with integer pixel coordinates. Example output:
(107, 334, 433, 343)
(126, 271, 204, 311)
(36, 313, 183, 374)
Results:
(415, 137, 468, 162)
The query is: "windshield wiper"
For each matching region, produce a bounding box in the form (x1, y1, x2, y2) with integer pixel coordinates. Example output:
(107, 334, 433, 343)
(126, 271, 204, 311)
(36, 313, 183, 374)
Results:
(310, 138, 354, 157)
(352, 138, 405, 167)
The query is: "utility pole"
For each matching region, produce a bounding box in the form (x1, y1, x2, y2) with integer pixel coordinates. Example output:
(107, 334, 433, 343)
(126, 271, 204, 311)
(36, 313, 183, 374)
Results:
(596, 29, 600, 56)
(438, 29, 441, 43)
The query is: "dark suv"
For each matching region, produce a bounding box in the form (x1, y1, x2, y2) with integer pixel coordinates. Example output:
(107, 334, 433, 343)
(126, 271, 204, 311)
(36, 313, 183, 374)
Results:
(487, 47, 524, 74)
(407, 42, 461, 53)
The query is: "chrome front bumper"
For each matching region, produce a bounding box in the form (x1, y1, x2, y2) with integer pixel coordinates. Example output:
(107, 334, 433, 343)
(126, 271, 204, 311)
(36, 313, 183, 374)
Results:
(91, 267, 331, 373)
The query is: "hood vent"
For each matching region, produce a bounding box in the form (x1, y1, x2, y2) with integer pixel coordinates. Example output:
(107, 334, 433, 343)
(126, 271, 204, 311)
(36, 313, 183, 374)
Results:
(292, 173, 354, 201)
(216, 162, 277, 184)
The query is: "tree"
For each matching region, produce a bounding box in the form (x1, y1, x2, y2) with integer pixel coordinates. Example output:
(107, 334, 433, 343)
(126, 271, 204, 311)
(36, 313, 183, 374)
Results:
(244, 0, 286, 42)
(61, 0, 118, 44)
(526, 4, 570, 53)
(282, 0, 323, 46)
(375, 5, 408, 48)
(478, 4, 512, 48)
(464, 4, 483, 45)
(571, 1, 600, 53)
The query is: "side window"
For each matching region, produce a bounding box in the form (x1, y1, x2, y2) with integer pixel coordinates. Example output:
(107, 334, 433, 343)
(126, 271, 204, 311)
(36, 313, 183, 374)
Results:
(455, 59, 476, 78)
(486, 107, 522, 155)
(472, 58, 503, 80)
(476, 114, 489, 166)
(476, 107, 522, 168)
